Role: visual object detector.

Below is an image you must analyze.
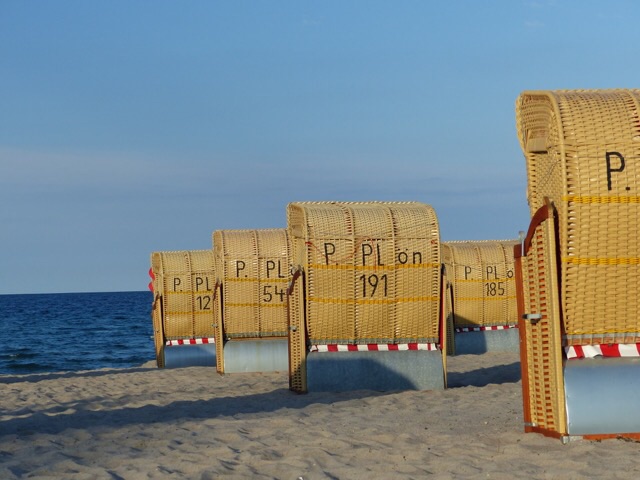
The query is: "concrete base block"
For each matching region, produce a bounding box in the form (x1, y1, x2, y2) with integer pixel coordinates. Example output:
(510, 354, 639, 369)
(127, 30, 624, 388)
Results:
(306, 350, 445, 392)
(454, 328, 519, 355)
(163, 344, 217, 369)
(223, 338, 289, 373)
(565, 357, 640, 436)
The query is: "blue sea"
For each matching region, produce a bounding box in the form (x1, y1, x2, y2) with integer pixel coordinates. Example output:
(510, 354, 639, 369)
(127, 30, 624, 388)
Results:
(0, 291, 154, 375)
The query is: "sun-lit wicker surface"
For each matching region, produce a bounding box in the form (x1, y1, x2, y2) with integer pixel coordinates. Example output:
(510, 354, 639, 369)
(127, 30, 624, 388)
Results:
(213, 229, 290, 339)
(442, 239, 518, 331)
(516, 89, 640, 346)
(286, 201, 442, 392)
(149, 250, 216, 367)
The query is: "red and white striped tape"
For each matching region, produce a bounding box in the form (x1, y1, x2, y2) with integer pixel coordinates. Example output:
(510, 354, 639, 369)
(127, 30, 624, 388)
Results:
(565, 344, 640, 359)
(309, 343, 438, 353)
(165, 338, 216, 346)
(455, 325, 518, 333)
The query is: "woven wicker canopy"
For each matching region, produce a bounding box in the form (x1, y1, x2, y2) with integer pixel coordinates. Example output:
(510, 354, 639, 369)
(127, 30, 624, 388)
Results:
(288, 201, 442, 345)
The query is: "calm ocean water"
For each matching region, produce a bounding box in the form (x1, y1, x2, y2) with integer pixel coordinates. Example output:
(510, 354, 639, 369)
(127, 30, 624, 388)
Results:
(0, 291, 154, 375)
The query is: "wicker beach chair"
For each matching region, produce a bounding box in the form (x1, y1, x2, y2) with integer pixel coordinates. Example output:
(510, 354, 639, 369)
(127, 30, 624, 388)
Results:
(149, 250, 217, 368)
(442, 240, 519, 355)
(212, 229, 291, 374)
(286, 201, 446, 393)
(515, 89, 640, 440)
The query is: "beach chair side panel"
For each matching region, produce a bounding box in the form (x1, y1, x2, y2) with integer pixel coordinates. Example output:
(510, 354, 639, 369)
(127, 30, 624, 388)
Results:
(516, 201, 567, 437)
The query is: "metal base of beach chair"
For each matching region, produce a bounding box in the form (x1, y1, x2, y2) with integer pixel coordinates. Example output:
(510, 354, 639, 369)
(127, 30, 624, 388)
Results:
(454, 328, 519, 355)
(305, 350, 445, 392)
(564, 357, 640, 436)
(222, 338, 289, 373)
(163, 344, 217, 369)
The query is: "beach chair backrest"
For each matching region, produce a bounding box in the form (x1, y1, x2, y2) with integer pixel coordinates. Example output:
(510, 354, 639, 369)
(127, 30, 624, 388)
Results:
(442, 239, 518, 330)
(212, 228, 291, 340)
(516, 89, 640, 345)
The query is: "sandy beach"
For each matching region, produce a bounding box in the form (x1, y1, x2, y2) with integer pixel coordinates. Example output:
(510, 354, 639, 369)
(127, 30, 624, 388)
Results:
(1, 351, 639, 479)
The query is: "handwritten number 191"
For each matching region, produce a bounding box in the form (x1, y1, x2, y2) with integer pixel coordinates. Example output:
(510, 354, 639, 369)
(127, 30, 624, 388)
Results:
(359, 274, 388, 297)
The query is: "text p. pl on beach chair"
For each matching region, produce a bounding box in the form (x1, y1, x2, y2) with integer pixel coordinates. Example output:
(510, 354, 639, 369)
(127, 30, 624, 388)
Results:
(212, 229, 291, 374)
(149, 250, 217, 368)
(286, 201, 447, 393)
(442, 239, 519, 355)
(515, 89, 640, 441)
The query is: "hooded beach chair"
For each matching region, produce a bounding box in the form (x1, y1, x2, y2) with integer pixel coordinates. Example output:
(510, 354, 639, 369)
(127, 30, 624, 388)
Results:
(515, 89, 640, 441)
(442, 239, 519, 355)
(286, 201, 447, 393)
(149, 250, 217, 368)
(212, 228, 291, 374)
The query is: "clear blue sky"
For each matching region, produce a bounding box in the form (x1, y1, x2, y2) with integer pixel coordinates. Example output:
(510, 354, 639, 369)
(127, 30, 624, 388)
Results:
(1, 1, 637, 294)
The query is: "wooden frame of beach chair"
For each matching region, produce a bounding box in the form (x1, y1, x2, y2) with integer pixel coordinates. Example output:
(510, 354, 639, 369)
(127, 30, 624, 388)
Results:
(286, 201, 446, 393)
(149, 250, 217, 368)
(515, 89, 640, 441)
(442, 240, 519, 355)
(212, 229, 291, 374)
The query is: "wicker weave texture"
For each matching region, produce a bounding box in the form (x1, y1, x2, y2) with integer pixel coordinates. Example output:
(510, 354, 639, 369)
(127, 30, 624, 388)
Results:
(516, 89, 640, 345)
(288, 201, 441, 345)
(442, 240, 518, 328)
(518, 204, 566, 435)
(150, 250, 216, 341)
(213, 229, 290, 340)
